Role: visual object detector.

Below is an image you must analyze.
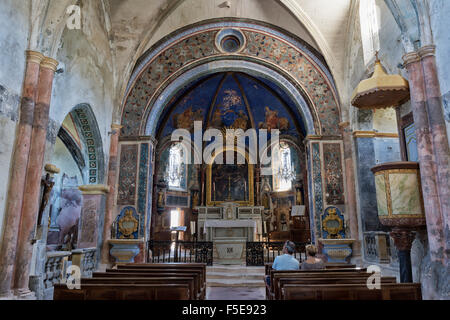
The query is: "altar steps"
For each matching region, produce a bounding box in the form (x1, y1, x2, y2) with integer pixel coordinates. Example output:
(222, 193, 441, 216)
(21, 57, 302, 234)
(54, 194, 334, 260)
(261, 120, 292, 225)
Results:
(206, 265, 265, 287)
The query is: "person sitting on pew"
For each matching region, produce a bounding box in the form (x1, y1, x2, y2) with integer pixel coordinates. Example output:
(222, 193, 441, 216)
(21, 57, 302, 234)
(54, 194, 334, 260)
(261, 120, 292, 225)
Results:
(272, 241, 300, 271)
(266, 241, 300, 289)
(300, 244, 325, 270)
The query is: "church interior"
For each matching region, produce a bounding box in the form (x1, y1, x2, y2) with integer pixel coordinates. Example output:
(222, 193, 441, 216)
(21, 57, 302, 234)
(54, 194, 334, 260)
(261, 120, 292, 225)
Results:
(0, 0, 449, 302)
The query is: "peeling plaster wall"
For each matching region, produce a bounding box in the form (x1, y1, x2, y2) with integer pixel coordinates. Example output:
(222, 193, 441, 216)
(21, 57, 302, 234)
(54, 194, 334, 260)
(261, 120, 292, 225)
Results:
(429, 0, 450, 147)
(45, 0, 115, 184)
(0, 0, 30, 242)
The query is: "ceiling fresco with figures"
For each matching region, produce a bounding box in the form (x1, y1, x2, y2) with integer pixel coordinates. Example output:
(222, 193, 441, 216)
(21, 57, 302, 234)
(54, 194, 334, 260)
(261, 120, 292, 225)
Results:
(121, 21, 342, 138)
(156, 72, 306, 139)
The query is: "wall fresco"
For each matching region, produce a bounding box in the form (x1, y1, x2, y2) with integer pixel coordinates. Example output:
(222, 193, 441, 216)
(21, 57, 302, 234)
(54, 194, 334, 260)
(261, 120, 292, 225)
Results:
(117, 144, 138, 205)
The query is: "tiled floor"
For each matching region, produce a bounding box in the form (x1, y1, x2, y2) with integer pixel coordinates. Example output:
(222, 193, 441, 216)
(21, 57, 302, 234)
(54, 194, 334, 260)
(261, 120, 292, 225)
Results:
(206, 287, 266, 300)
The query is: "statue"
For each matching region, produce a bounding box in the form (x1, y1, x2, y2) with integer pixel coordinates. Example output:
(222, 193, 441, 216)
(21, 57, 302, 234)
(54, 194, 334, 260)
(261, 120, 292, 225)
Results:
(262, 193, 270, 210)
(270, 214, 277, 232)
(38, 173, 55, 226)
(192, 191, 199, 208)
(157, 189, 165, 208)
(296, 188, 303, 205)
(280, 213, 288, 231)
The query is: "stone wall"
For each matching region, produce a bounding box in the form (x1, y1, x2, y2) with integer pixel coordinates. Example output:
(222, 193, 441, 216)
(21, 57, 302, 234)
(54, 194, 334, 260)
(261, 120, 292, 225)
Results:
(0, 0, 30, 243)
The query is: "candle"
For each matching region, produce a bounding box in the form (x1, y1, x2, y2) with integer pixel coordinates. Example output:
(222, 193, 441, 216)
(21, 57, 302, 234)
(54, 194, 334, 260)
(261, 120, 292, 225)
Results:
(190, 221, 196, 235)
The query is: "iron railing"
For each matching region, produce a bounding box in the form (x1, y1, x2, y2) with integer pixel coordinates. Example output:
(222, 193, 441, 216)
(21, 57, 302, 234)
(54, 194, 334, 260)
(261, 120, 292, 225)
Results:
(246, 241, 307, 266)
(147, 240, 213, 266)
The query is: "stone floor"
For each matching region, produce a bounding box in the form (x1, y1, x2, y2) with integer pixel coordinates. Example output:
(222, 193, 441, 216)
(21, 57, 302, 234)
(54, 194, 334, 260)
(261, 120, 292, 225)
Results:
(206, 287, 266, 300)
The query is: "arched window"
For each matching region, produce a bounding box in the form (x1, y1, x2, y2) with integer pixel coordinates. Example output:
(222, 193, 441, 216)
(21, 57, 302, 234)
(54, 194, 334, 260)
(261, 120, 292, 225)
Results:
(273, 142, 295, 192)
(360, 0, 380, 65)
(165, 143, 186, 190)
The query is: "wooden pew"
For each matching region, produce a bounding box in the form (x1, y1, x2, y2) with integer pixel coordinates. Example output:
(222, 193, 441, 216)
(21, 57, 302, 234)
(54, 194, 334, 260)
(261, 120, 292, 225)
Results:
(281, 283, 422, 300)
(54, 283, 190, 300)
(267, 268, 368, 300)
(116, 263, 207, 286)
(94, 270, 204, 300)
(81, 276, 197, 300)
(274, 275, 397, 300)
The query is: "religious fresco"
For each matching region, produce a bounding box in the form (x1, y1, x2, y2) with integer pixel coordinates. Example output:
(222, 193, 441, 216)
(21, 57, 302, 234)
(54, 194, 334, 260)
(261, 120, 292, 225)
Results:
(158, 72, 303, 140)
(117, 144, 138, 205)
(212, 162, 249, 202)
(121, 23, 340, 137)
(323, 143, 345, 205)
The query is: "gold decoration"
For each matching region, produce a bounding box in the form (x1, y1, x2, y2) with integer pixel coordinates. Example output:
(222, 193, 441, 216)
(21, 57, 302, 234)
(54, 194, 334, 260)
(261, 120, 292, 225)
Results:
(118, 208, 139, 239)
(351, 53, 410, 109)
(322, 208, 344, 239)
(206, 146, 254, 206)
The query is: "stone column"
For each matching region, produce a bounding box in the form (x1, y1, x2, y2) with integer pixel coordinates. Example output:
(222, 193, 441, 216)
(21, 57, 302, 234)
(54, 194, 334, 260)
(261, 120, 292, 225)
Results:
(339, 122, 361, 257)
(403, 52, 445, 264)
(77, 185, 109, 250)
(13, 57, 58, 298)
(0, 51, 44, 298)
(100, 124, 122, 267)
(390, 228, 416, 283)
(418, 45, 450, 256)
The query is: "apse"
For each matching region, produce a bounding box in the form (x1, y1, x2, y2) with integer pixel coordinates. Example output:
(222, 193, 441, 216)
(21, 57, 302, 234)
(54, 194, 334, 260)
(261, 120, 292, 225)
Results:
(155, 72, 307, 140)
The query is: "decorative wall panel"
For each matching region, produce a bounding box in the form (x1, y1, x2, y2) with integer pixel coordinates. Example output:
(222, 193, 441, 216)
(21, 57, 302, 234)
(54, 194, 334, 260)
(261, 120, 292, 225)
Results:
(323, 143, 345, 205)
(117, 144, 138, 205)
(311, 142, 324, 239)
(121, 21, 340, 137)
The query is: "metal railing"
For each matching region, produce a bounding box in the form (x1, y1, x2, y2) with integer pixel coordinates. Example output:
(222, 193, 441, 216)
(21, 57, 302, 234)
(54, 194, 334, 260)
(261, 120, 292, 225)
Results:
(246, 241, 307, 266)
(147, 240, 213, 266)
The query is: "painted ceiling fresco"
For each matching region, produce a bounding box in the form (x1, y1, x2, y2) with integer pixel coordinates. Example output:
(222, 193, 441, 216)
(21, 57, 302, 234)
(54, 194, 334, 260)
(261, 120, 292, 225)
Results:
(157, 72, 306, 138)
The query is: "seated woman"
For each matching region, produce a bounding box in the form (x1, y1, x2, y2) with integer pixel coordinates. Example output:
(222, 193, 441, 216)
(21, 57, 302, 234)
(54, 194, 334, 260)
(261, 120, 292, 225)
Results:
(300, 244, 325, 270)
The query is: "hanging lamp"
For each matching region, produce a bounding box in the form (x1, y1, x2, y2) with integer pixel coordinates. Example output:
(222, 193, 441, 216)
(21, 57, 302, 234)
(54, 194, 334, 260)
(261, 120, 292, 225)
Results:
(351, 53, 410, 109)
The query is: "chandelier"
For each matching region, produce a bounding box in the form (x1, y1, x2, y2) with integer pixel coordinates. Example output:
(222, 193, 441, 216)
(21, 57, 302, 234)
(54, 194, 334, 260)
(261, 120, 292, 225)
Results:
(276, 144, 296, 182)
(164, 144, 185, 187)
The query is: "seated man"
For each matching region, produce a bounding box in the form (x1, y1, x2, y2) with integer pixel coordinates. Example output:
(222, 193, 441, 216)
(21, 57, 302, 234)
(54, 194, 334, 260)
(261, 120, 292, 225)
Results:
(300, 244, 325, 270)
(266, 241, 299, 290)
(272, 241, 300, 271)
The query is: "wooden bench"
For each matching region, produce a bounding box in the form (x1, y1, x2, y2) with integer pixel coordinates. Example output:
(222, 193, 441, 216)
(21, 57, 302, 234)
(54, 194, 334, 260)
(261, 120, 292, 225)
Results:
(266, 268, 368, 300)
(81, 276, 197, 300)
(281, 283, 422, 300)
(106, 268, 205, 299)
(95, 270, 204, 300)
(273, 275, 397, 300)
(116, 263, 206, 288)
(54, 283, 190, 300)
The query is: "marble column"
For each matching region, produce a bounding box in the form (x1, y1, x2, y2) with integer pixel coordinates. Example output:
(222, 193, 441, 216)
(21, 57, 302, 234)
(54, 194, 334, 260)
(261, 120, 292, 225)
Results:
(13, 57, 58, 297)
(418, 45, 450, 257)
(77, 185, 109, 250)
(403, 52, 445, 264)
(0, 51, 44, 298)
(100, 124, 122, 267)
(339, 122, 361, 257)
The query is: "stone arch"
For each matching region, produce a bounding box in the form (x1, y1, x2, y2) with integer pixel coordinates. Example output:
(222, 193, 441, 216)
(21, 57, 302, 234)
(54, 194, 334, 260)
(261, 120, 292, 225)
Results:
(70, 103, 105, 184)
(120, 19, 342, 138)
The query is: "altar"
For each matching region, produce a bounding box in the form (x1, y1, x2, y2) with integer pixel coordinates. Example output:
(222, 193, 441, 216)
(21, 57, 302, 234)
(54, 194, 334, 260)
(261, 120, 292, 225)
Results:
(196, 202, 263, 265)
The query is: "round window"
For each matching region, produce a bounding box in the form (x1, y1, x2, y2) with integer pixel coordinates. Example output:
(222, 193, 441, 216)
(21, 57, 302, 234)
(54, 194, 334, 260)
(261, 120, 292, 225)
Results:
(215, 29, 245, 53)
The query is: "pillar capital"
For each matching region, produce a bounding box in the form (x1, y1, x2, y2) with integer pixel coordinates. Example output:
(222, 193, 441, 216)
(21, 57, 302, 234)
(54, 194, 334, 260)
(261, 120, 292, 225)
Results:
(418, 45, 436, 59)
(78, 184, 110, 195)
(44, 164, 60, 175)
(40, 57, 59, 72)
(25, 50, 44, 65)
(402, 52, 421, 67)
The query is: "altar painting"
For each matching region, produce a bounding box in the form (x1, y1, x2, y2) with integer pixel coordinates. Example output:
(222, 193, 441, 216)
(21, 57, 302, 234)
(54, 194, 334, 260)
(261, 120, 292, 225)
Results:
(207, 150, 254, 206)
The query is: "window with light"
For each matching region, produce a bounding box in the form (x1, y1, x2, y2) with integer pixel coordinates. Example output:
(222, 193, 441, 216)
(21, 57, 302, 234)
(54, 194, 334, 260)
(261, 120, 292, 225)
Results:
(273, 142, 294, 192)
